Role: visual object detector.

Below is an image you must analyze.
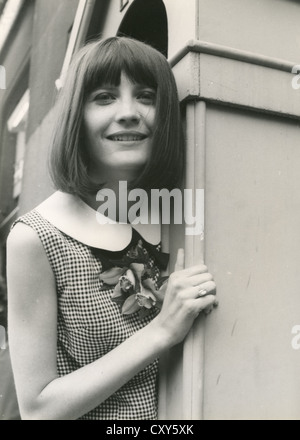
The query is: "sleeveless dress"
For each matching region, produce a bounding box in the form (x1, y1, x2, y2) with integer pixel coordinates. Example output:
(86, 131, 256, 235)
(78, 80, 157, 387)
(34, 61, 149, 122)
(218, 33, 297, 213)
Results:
(12, 209, 169, 420)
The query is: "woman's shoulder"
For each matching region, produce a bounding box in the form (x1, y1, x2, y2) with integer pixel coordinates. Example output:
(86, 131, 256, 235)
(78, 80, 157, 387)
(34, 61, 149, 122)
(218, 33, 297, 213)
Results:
(8, 192, 63, 253)
(7, 220, 47, 262)
(7, 201, 64, 280)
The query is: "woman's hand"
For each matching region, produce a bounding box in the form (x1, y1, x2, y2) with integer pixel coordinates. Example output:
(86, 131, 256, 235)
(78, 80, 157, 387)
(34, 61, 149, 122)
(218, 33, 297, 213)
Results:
(154, 249, 217, 347)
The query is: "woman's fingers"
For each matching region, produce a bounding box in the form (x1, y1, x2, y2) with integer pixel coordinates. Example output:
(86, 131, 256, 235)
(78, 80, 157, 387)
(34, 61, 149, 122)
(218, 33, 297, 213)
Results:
(195, 280, 216, 297)
(202, 298, 219, 315)
(157, 249, 218, 345)
(180, 281, 216, 300)
(171, 248, 218, 319)
(195, 280, 218, 315)
(189, 272, 214, 286)
(196, 293, 217, 314)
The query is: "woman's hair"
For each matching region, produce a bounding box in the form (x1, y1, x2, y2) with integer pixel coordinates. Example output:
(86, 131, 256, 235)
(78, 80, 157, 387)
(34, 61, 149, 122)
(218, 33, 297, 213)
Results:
(49, 36, 185, 197)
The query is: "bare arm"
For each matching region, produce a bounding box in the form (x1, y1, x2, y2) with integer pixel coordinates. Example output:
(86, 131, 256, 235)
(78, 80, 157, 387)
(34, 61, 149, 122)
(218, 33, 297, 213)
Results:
(7, 223, 216, 420)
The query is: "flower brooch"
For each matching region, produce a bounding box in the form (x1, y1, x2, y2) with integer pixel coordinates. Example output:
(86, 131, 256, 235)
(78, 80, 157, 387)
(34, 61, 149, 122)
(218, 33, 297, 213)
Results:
(99, 239, 168, 319)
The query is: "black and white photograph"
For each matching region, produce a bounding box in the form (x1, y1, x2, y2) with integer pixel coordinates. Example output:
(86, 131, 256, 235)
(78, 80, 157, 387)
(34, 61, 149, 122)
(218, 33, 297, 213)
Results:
(0, 0, 299, 422)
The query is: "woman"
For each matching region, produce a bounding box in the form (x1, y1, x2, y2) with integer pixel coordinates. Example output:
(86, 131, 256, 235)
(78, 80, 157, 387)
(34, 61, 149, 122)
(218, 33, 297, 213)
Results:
(7, 37, 217, 420)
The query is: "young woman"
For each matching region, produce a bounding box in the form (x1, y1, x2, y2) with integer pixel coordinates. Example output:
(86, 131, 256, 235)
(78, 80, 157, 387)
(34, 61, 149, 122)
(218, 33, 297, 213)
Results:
(7, 37, 217, 420)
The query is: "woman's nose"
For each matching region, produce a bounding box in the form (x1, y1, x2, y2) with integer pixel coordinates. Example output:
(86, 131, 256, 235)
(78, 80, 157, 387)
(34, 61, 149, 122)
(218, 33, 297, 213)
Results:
(116, 98, 141, 125)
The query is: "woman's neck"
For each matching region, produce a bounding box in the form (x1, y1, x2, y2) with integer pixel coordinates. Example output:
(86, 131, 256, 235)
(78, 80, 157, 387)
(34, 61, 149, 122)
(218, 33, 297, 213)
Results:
(82, 182, 124, 212)
(85, 166, 142, 214)
(83, 180, 141, 223)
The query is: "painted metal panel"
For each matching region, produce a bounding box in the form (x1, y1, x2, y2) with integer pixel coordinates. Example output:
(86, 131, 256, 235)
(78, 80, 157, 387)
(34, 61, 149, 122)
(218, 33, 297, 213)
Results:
(101, 0, 134, 38)
(162, 0, 197, 58)
(198, 0, 300, 63)
(204, 106, 300, 419)
(199, 54, 300, 118)
(171, 46, 300, 118)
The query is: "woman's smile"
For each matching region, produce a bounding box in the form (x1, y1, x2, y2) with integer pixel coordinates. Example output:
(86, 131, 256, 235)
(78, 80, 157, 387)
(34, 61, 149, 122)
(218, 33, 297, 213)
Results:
(106, 131, 149, 143)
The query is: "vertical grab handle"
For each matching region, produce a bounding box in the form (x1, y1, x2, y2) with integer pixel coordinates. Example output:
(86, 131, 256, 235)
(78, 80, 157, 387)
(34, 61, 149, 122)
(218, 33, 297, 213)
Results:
(183, 100, 206, 420)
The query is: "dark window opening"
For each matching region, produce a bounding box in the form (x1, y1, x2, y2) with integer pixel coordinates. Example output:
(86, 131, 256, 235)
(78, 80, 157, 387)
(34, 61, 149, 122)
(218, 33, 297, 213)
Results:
(117, 0, 168, 58)
(86, 0, 110, 42)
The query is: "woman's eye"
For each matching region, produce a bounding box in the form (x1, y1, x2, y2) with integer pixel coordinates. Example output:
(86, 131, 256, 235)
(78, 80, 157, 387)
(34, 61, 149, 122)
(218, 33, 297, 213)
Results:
(137, 91, 156, 105)
(94, 93, 115, 105)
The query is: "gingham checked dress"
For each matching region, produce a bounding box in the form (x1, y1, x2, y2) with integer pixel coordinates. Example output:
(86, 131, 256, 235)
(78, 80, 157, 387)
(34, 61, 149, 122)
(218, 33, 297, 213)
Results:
(13, 208, 168, 420)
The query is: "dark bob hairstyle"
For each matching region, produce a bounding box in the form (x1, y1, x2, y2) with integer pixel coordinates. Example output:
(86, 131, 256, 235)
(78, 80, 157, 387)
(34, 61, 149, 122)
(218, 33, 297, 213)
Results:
(49, 37, 185, 197)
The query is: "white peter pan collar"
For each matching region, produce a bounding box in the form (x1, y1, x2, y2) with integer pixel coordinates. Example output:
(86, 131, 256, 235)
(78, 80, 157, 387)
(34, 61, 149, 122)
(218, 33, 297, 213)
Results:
(35, 191, 161, 251)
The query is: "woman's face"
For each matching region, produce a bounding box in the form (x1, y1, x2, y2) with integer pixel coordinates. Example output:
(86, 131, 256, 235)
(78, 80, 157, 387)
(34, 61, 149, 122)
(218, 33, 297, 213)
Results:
(83, 72, 156, 181)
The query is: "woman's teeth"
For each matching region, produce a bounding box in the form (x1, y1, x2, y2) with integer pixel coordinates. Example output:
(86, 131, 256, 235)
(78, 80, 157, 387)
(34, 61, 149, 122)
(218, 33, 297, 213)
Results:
(109, 135, 145, 142)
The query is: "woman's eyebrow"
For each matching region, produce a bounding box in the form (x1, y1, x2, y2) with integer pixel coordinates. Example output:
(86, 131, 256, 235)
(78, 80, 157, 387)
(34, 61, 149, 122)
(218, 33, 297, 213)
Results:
(133, 84, 156, 92)
(91, 85, 118, 91)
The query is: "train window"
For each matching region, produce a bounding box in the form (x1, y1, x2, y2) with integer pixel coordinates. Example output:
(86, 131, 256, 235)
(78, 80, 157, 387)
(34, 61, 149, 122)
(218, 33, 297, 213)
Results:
(117, 0, 168, 58)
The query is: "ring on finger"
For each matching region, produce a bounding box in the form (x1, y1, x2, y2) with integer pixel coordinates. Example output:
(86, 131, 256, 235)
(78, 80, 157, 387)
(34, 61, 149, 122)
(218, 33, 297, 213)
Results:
(197, 287, 208, 298)
(196, 285, 216, 298)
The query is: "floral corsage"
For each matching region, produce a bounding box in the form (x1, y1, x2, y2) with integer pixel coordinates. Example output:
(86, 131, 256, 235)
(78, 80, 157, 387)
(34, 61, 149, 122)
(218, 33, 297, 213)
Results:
(99, 239, 169, 319)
